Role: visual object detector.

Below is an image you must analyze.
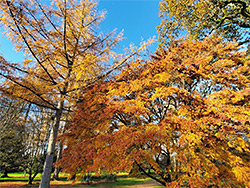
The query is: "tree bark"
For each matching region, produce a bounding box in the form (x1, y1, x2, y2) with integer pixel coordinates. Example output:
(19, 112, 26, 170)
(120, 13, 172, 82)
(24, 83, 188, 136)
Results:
(52, 131, 64, 180)
(28, 171, 39, 185)
(28, 169, 32, 184)
(39, 101, 64, 188)
(53, 113, 68, 180)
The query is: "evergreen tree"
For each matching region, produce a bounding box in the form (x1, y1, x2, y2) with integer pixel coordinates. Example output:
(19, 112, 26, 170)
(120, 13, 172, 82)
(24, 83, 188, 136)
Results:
(0, 96, 26, 177)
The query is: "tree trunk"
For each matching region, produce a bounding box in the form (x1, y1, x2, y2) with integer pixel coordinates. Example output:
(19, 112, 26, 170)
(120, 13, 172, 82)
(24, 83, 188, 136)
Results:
(39, 101, 64, 188)
(52, 140, 63, 180)
(28, 171, 39, 185)
(28, 169, 32, 184)
(1, 171, 8, 178)
(53, 119, 66, 180)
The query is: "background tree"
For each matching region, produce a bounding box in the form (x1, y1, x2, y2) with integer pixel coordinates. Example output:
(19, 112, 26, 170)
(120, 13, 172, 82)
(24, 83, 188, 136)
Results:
(24, 105, 53, 185)
(0, 94, 51, 184)
(60, 38, 250, 187)
(0, 128, 24, 178)
(0, 0, 131, 187)
(158, 0, 250, 49)
(0, 95, 27, 177)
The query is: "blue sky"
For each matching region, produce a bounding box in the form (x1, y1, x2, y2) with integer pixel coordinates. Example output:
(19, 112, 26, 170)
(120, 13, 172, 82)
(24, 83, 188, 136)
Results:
(98, 0, 160, 50)
(0, 0, 160, 63)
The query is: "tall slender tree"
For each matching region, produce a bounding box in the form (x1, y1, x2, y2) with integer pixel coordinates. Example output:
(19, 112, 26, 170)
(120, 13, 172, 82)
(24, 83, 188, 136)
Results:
(0, 0, 134, 187)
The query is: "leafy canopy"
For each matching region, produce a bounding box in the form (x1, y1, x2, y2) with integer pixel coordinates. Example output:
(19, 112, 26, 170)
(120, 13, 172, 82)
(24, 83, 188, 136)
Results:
(158, 0, 250, 48)
(60, 38, 250, 187)
(0, 0, 123, 110)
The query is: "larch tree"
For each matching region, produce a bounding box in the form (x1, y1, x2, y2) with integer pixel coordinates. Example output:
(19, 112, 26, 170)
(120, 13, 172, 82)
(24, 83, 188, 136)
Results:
(59, 38, 250, 188)
(158, 0, 250, 48)
(0, 0, 133, 187)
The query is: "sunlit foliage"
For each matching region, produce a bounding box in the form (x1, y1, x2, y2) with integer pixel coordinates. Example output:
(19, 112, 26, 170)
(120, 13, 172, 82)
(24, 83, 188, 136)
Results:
(60, 38, 250, 187)
(158, 0, 250, 49)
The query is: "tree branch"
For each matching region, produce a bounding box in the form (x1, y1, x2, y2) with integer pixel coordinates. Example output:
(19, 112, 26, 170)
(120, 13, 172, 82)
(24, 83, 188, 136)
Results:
(222, 0, 250, 18)
(0, 72, 57, 109)
(6, 0, 58, 85)
(34, 0, 61, 35)
(134, 160, 166, 186)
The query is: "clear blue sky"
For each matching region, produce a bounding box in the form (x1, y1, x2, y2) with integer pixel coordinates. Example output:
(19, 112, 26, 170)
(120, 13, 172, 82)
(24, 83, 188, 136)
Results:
(0, 0, 160, 63)
(98, 0, 160, 50)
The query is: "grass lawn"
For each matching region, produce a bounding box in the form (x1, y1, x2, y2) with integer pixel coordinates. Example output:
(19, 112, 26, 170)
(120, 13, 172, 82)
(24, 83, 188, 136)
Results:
(0, 172, 163, 188)
(0, 172, 41, 183)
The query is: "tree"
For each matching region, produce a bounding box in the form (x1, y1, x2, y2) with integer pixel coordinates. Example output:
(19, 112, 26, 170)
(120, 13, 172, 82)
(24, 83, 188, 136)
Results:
(0, 128, 24, 177)
(59, 38, 250, 187)
(0, 95, 49, 184)
(52, 110, 71, 180)
(0, 95, 26, 177)
(0, 0, 131, 187)
(158, 0, 250, 48)
(24, 104, 53, 185)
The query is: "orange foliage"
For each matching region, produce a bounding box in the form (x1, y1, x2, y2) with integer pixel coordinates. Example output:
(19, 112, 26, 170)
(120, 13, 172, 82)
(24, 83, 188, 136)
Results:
(59, 38, 250, 187)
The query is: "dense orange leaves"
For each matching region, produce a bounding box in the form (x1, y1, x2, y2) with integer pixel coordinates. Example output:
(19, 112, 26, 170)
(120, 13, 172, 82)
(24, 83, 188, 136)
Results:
(60, 38, 250, 187)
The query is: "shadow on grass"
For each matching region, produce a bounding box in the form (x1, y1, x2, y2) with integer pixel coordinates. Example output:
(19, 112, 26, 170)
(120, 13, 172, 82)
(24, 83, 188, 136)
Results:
(0, 177, 40, 183)
(87, 178, 145, 188)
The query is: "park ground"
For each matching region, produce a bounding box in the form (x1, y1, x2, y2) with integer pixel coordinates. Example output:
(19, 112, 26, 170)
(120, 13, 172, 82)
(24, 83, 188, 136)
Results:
(0, 173, 163, 188)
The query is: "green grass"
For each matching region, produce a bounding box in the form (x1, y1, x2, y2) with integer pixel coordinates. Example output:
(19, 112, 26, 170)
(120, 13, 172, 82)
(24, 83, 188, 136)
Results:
(0, 172, 28, 177)
(88, 177, 147, 187)
(0, 172, 164, 187)
(0, 172, 42, 182)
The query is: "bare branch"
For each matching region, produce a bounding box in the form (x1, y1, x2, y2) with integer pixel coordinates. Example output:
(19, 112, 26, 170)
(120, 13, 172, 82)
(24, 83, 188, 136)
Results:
(134, 160, 166, 186)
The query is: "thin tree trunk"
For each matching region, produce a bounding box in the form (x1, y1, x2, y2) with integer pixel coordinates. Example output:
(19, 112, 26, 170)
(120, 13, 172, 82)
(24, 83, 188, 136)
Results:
(52, 141, 63, 180)
(28, 169, 32, 184)
(53, 138, 64, 180)
(53, 110, 68, 180)
(1, 171, 8, 178)
(52, 128, 65, 180)
(39, 101, 64, 188)
(28, 171, 39, 185)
